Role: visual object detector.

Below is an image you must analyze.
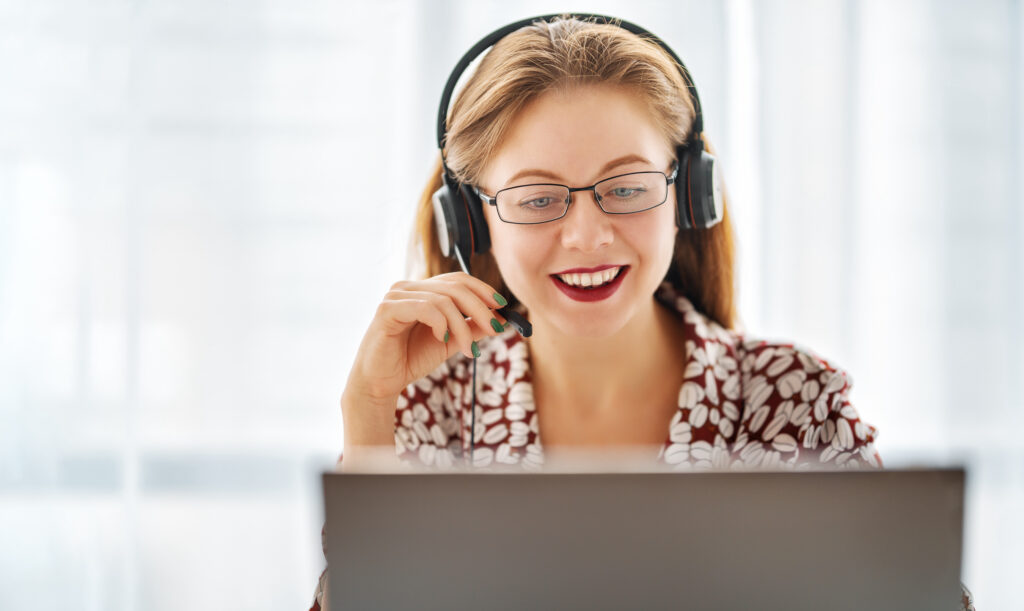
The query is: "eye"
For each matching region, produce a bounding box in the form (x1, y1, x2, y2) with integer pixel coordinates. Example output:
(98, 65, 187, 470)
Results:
(519, 196, 555, 209)
(609, 186, 647, 199)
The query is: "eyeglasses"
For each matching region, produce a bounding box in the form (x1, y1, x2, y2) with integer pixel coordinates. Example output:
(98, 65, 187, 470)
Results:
(473, 162, 679, 225)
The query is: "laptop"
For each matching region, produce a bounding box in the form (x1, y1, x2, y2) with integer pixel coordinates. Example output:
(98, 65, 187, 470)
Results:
(322, 467, 964, 610)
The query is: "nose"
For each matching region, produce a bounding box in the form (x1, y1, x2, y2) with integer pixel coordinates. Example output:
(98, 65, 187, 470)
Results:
(559, 190, 614, 253)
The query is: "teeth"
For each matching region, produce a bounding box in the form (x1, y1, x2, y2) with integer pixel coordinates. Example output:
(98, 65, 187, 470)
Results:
(557, 267, 621, 288)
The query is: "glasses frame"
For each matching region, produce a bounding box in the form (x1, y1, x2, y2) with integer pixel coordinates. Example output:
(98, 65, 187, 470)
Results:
(473, 162, 680, 225)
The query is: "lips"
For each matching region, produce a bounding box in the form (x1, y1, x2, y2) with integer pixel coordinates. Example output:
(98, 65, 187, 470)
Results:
(550, 265, 630, 302)
(552, 264, 622, 274)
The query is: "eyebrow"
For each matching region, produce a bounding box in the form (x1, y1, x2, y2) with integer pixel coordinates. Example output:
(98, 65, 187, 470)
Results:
(503, 154, 654, 187)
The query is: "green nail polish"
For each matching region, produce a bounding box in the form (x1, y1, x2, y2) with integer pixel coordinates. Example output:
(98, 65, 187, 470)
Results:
(471, 341, 480, 358)
(493, 292, 508, 307)
(490, 318, 503, 333)
(443, 330, 449, 343)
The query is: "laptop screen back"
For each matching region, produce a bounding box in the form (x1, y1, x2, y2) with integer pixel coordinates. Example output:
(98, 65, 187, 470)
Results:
(323, 469, 963, 611)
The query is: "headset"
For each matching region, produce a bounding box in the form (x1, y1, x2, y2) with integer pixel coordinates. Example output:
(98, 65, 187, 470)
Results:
(431, 13, 724, 465)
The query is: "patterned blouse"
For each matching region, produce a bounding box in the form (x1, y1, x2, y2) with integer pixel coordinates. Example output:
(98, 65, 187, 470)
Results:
(309, 283, 975, 610)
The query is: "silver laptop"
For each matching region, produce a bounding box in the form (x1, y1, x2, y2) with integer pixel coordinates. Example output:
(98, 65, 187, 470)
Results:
(322, 468, 964, 610)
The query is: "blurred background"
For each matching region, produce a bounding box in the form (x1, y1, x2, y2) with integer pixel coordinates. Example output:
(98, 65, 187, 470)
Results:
(1, 0, 1021, 608)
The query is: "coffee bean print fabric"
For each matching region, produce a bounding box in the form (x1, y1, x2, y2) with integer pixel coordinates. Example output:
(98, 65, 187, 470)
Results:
(391, 282, 883, 471)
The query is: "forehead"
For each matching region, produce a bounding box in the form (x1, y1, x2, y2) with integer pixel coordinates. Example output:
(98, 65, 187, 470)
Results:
(481, 84, 673, 188)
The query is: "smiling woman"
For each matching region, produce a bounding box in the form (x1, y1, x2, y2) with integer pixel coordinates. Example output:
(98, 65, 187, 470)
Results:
(310, 12, 973, 611)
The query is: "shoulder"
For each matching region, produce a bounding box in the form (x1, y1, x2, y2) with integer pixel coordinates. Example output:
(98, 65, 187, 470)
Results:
(738, 337, 852, 402)
(733, 337, 882, 469)
(656, 284, 881, 470)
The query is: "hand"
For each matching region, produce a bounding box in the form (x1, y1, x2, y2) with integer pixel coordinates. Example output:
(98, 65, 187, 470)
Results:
(346, 272, 508, 405)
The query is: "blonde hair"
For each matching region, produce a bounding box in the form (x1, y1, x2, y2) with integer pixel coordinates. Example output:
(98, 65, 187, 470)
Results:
(413, 16, 737, 328)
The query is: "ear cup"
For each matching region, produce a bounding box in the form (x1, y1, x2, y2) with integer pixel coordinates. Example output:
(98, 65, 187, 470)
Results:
(432, 174, 492, 272)
(460, 183, 490, 253)
(674, 144, 695, 230)
(432, 174, 473, 260)
(674, 141, 724, 230)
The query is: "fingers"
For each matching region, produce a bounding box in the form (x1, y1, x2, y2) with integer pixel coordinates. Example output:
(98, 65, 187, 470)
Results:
(441, 283, 503, 338)
(430, 272, 508, 310)
(377, 295, 451, 340)
(385, 274, 510, 357)
(383, 290, 479, 358)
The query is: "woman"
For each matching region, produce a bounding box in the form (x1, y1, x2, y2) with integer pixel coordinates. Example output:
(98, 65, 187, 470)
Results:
(341, 14, 881, 472)
(311, 14, 972, 611)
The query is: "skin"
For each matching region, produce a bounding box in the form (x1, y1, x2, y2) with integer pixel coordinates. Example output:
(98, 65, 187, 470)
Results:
(477, 83, 689, 448)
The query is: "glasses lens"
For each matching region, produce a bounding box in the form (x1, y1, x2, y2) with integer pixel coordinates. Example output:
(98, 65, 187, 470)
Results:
(596, 172, 667, 213)
(496, 185, 569, 223)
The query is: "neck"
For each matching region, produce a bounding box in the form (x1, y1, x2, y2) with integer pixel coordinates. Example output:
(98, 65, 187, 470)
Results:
(526, 297, 685, 417)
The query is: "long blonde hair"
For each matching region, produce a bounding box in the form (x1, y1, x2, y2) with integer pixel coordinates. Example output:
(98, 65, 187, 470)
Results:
(413, 16, 737, 328)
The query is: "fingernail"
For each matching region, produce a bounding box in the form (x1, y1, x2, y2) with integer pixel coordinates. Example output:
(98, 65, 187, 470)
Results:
(493, 292, 508, 307)
(490, 318, 503, 333)
(503, 321, 512, 329)
(444, 330, 449, 343)
(471, 341, 480, 358)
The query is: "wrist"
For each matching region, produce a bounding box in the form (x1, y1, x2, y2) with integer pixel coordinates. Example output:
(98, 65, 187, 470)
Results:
(340, 386, 398, 447)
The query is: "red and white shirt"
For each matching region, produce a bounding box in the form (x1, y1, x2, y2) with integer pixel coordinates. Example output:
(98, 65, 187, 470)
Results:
(391, 282, 882, 471)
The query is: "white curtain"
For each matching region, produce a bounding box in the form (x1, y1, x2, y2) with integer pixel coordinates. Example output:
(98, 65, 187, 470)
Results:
(1, 1, 1020, 609)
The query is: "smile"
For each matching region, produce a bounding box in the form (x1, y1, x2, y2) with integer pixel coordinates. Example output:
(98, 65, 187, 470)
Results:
(550, 265, 630, 302)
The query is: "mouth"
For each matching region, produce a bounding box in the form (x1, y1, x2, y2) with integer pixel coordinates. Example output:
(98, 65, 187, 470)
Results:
(550, 265, 630, 302)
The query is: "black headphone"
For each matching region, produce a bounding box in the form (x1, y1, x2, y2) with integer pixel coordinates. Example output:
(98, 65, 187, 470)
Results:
(432, 13, 724, 279)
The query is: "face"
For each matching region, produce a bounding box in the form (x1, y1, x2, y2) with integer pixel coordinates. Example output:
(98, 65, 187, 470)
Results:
(477, 84, 678, 338)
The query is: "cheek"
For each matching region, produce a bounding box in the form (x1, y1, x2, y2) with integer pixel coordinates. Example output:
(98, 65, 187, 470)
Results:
(491, 228, 546, 273)
(484, 209, 547, 289)
(657, 218, 680, 272)
(625, 204, 678, 261)
(658, 201, 679, 248)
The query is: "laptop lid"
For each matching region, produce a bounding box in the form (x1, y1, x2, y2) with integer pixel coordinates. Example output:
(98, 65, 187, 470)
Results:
(323, 468, 964, 611)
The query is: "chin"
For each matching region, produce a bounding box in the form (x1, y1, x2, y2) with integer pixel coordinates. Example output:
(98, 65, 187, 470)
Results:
(540, 302, 637, 339)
